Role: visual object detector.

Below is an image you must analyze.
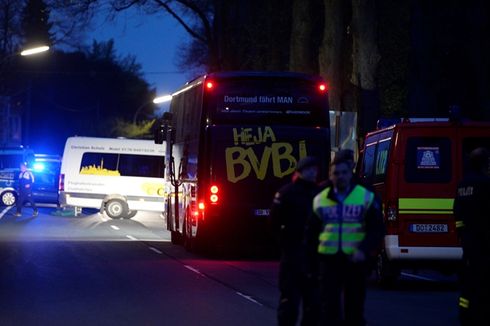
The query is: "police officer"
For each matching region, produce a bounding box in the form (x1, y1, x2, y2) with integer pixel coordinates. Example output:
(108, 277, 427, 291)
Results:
(454, 147, 490, 325)
(270, 156, 321, 326)
(306, 155, 384, 326)
(15, 162, 38, 217)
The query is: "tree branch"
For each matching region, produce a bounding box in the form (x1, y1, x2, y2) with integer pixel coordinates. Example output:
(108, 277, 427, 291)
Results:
(153, 0, 208, 44)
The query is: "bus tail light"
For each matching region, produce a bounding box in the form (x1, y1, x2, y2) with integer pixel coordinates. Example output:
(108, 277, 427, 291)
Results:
(209, 184, 219, 205)
(205, 81, 214, 90)
(318, 83, 327, 92)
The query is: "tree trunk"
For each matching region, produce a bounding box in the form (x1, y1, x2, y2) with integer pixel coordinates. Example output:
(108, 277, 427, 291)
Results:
(351, 0, 380, 137)
(319, 0, 345, 111)
(289, 0, 317, 73)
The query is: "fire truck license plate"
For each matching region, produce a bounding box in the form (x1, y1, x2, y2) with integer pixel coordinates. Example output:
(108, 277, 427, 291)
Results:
(410, 224, 448, 233)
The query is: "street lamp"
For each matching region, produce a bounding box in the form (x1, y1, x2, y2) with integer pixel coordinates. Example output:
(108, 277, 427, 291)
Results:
(132, 94, 173, 124)
(0, 44, 50, 147)
(20, 45, 50, 56)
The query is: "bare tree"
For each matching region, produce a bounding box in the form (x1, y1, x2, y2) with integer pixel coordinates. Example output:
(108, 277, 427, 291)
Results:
(289, 0, 317, 74)
(319, 0, 346, 111)
(351, 0, 380, 136)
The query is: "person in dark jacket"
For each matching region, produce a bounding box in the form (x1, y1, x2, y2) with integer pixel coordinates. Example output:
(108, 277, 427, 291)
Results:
(454, 147, 490, 325)
(15, 162, 38, 217)
(306, 155, 384, 326)
(270, 156, 321, 326)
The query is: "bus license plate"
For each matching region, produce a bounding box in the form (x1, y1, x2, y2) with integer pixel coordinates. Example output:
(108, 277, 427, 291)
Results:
(254, 209, 270, 216)
(410, 224, 448, 233)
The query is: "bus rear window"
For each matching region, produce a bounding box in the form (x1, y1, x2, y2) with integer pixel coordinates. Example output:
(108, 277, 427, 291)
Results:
(206, 78, 329, 126)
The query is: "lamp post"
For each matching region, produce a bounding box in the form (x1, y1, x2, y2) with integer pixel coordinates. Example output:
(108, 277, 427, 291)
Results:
(0, 45, 50, 147)
(20, 45, 50, 147)
(132, 94, 172, 124)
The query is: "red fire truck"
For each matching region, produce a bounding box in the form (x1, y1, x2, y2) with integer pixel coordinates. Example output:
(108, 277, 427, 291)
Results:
(358, 118, 490, 284)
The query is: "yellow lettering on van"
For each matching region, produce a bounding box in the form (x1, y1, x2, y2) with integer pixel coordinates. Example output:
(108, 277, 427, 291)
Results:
(142, 183, 165, 196)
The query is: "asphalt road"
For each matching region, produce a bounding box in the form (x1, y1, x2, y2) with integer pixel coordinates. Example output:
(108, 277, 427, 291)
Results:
(0, 206, 460, 325)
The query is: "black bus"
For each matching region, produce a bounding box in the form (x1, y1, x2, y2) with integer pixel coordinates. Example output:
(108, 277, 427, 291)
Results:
(157, 71, 330, 253)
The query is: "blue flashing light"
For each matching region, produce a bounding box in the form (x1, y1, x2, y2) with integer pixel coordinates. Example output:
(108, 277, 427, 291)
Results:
(33, 162, 45, 172)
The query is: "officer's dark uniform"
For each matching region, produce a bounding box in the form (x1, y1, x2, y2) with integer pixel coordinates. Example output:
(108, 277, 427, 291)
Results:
(270, 157, 321, 326)
(454, 148, 490, 325)
(16, 165, 38, 216)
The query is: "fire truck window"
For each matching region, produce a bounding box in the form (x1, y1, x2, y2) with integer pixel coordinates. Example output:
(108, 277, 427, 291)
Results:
(462, 137, 490, 175)
(405, 137, 451, 183)
(374, 138, 391, 183)
(361, 143, 376, 183)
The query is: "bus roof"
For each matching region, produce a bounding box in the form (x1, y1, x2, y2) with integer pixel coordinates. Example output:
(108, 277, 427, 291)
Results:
(182, 71, 325, 88)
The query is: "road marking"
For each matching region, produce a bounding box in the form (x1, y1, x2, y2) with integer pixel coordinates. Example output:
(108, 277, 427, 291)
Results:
(126, 235, 138, 241)
(110, 225, 120, 230)
(149, 246, 163, 254)
(0, 206, 12, 219)
(401, 272, 435, 282)
(184, 265, 204, 276)
(236, 291, 263, 306)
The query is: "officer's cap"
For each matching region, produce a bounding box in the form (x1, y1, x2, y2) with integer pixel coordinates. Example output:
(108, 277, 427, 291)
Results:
(296, 156, 318, 172)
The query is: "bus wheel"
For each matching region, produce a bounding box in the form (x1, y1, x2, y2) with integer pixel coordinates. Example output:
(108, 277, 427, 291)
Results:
(171, 231, 182, 245)
(105, 199, 128, 219)
(124, 210, 137, 219)
(1, 190, 16, 206)
(376, 251, 400, 288)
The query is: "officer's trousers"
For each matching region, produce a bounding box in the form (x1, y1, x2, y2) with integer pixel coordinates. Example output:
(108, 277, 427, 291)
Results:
(318, 253, 368, 326)
(278, 255, 319, 326)
(16, 191, 37, 214)
(459, 252, 490, 325)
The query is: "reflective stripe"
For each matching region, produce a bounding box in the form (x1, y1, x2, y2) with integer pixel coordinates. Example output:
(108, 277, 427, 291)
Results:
(455, 221, 465, 228)
(314, 185, 372, 255)
(399, 210, 453, 215)
(399, 198, 454, 210)
(459, 297, 469, 309)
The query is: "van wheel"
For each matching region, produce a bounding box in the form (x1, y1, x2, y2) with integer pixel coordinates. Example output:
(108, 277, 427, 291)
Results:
(124, 210, 137, 219)
(105, 199, 128, 219)
(1, 191, 16, 206)
(376, 251, 400, 288)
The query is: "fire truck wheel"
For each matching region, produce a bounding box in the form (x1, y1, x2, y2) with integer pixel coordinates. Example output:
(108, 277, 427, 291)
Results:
(376, 251, 400, 288)
(105, 199, 128, 219)
(1, 190, 16, 206)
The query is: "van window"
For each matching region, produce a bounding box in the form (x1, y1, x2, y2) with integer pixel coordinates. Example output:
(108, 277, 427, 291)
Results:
(405, 137, 451, 183)
(79, 153, 164, 178)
